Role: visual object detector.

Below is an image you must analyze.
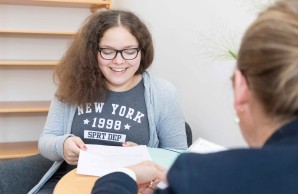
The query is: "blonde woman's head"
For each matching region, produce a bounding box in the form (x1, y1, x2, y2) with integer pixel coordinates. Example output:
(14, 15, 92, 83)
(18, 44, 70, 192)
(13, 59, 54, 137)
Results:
(237, 0, 298, 121)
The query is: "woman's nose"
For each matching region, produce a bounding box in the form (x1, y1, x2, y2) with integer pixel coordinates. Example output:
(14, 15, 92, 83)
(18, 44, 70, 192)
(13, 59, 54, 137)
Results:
(112, 52, 125, 64)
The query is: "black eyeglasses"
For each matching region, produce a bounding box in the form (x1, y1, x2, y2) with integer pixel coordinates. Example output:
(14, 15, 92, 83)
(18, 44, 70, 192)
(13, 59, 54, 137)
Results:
(98, 48, 141, 60)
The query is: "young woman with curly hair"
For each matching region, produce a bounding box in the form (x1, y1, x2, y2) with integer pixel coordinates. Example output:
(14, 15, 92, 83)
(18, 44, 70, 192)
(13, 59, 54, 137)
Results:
(30, 10, 187, 194)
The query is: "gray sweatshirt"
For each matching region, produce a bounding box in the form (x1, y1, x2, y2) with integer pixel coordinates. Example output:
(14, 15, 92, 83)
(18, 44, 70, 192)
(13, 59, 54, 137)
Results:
(29, 71, 187, 193)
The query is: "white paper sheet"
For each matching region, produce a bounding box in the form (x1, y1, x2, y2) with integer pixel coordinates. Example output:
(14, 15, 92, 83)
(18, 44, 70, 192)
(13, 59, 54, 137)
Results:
(77, 144, 152, 177)
(187, 137, 227, 153)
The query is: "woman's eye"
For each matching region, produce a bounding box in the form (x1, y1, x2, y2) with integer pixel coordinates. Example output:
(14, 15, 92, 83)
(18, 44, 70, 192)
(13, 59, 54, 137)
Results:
(102, 49, 114, 55)
(123, 49, 136, 55)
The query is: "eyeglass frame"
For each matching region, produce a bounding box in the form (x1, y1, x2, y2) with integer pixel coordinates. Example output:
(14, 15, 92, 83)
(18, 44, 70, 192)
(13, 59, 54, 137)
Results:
(97, 47, 141, 60)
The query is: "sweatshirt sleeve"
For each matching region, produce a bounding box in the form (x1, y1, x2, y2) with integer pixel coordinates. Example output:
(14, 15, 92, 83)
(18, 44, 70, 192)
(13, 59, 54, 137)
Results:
(38, 97, 72, 161)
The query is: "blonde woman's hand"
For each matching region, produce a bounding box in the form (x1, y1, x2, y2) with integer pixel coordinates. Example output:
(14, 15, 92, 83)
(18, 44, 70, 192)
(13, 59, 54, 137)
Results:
(63, 136, 87, 165)
(127, 161, 167, 193)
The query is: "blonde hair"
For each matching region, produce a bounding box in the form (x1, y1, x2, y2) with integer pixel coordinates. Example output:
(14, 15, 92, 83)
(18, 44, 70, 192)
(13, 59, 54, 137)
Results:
(237, 0, 298, 120)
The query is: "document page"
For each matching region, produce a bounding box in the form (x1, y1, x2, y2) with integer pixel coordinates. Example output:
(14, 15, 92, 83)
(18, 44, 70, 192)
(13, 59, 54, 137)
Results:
(187, 137, 227, 153)
(77, 144, 151, 177)
(148, 148, 181, 169)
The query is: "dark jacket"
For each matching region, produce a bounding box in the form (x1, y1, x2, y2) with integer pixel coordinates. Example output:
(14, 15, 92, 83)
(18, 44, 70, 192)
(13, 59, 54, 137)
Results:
(92, 119, 298, 194)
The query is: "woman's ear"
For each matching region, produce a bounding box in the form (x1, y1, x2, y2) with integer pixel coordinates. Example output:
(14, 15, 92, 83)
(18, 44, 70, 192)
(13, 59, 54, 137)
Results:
(233, 69, 251, 113)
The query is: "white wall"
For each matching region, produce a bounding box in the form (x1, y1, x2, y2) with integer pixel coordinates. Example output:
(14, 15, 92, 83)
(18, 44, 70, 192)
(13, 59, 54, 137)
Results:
(1, 1, 272, 147)
(112, 0, 263, 147)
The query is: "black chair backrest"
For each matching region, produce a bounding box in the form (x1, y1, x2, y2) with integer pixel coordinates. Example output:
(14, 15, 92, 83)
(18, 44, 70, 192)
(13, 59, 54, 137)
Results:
(185, 122, 193, 147)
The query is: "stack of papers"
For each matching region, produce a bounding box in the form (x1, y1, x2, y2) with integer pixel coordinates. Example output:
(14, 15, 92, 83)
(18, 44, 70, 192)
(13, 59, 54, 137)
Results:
(77, 144, 151, 177)
(77, 138, 226, 177)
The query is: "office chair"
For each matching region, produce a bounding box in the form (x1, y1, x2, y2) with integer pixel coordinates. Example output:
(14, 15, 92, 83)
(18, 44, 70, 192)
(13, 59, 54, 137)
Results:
(185, 122, 193, 147)
(0, 154, 53, 194)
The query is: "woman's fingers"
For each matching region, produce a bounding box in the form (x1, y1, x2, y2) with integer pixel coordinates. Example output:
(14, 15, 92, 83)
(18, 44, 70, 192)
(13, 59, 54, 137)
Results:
(127, 161, 167, 185)
(122, 141, 138, 147)
(63, 136, 86, 165)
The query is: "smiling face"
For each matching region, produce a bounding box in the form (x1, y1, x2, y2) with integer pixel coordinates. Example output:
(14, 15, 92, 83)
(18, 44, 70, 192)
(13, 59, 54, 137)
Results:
(98, 26, 142, 92)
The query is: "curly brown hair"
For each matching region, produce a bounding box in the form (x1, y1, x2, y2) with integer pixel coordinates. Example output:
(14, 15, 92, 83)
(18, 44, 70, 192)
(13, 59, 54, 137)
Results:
(54, 10, 154, 105)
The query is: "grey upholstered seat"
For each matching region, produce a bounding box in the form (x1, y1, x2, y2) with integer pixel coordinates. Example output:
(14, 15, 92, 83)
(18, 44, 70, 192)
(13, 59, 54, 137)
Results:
(0, 154, 53, 194)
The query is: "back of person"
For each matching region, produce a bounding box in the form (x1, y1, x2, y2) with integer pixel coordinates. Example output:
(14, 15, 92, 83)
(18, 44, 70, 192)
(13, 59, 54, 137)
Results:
(163, 0, 298, 192)
(166, 146, 298, 194)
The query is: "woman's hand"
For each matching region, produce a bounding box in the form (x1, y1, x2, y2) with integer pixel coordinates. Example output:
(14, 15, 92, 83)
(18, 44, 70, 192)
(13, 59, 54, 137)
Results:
(63, 136, 87, 165)
(127, 161, 167, 193)
(122, 141, 138, 147)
